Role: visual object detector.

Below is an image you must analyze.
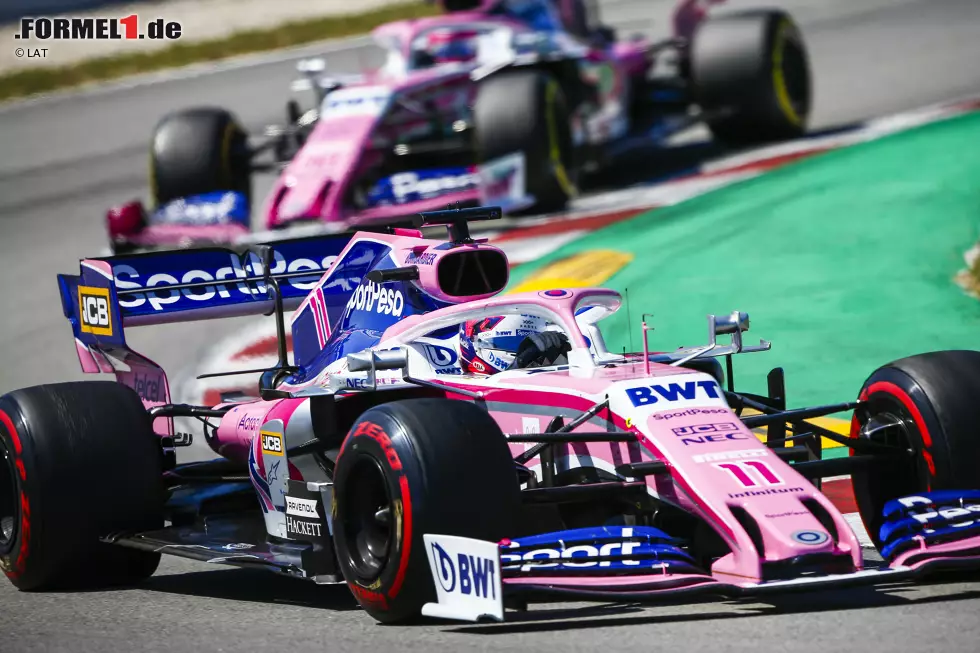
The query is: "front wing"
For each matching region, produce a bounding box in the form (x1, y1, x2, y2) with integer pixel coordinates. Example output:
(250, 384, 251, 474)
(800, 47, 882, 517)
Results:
(421, 520, 980, 622)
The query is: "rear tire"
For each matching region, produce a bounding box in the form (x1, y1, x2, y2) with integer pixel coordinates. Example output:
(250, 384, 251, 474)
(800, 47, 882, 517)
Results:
(691, 10, 811, 144)
(475, 70, 576, 214)
(332, 399, 520, 623)
(850, 350, 980, 547)
(150, 107, 252, 207)
(0, 382, 164, 590)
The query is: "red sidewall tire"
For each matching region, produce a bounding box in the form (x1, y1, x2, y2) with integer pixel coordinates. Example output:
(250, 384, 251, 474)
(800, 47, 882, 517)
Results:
(332, 399, 520, 624)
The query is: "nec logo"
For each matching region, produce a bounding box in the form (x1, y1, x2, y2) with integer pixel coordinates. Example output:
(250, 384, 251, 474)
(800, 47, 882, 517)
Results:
(260, 432, 284, 456)
(626, 380, 721, 407)
(78, 285, 113, 336)
(674, 422, 749, 446)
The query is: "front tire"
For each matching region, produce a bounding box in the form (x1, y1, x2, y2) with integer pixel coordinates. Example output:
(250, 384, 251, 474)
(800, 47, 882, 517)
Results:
(150, 107, 252, 208)
(475, 70, 576, 214)
(850, 350, 980, 547)
(332, 399, 520, 623)
(691, 10, 811, 144)
(0, 382, 165, 590)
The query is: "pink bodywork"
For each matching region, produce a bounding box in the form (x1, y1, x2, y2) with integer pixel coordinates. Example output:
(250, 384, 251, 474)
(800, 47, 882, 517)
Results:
(204, 246, 861, 584)
(262, 10, 651, 230)
(73, 212, 980, 594)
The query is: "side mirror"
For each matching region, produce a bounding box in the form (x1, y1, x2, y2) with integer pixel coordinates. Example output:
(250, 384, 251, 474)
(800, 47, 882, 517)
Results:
(708, 311, 753, 354)
(347, 349, 409, 372)
(345, 349, 409, 391)
(712, 311, 749, 336)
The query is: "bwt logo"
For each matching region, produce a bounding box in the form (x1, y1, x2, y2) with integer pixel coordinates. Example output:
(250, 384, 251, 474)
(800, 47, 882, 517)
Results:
(423, 343, 458, 368)
(78, 285, 113, 336)
(432, 542, 496, 599)
(626, 380, 721, 407)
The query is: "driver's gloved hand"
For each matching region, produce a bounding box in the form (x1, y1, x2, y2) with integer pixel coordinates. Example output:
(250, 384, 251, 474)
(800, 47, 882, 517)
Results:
(509, 331, 572, 369)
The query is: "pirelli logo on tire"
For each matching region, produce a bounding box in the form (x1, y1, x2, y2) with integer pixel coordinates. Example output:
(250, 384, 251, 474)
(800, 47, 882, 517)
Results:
(77, 285, 113, 336)
(260, 431, 284, 456)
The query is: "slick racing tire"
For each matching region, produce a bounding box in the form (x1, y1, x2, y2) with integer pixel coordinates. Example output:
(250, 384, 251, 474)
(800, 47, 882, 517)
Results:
(0, 382, 165, 590)
(475, 70, 576, 214)
(691, 10, 811, 144)
(332, 398, 520, 623)
(850, 350, 980, 548)
(150, 107, 252, 207)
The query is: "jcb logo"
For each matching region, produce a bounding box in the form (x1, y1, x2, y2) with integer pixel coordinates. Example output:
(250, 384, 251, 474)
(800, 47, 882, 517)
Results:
(261, 432, 283, 456)
(78, 286, 113, 336)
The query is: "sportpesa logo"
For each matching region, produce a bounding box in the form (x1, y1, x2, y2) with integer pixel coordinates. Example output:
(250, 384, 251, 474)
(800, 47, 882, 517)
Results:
(346, 280, 404, 317)
(114, 251, 338, 312)
(78, 285, 113, 336)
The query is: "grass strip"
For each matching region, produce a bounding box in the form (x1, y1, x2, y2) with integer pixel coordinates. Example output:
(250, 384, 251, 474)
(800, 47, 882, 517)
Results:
(0, 1, 437, 102)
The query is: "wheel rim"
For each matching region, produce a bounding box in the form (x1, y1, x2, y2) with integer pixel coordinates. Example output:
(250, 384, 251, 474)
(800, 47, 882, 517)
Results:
(0, 438, 19, 549)
(771, 20, 810, 127)
(861, 399, 923, 488)
(341, 457, 393, 580)
(780, 39, 809, 118)
(853, 394, 925, 542)
(544, 80, 577, 198)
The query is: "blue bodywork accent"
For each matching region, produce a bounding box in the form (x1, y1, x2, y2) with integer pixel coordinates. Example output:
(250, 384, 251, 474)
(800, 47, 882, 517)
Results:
(879, 490, 980, 560)
(149, 191, 250, 228)
(286, 242, 452, 384)
(365, 167, 479, 207)
(58, 265, 128, 350)
(499, 525, 701, 574)
(291, 240, 392, 369)
(92, 234, 351, 323)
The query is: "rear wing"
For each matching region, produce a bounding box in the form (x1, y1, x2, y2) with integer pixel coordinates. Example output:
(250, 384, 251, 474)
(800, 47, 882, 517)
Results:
(56, 205, 502, 403)
(58, 233, 354, 338)
(55, 233, 356, 429)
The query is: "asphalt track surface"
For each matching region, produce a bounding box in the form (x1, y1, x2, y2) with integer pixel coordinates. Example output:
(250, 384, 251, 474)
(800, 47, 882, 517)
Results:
(2, 1, 980, 651)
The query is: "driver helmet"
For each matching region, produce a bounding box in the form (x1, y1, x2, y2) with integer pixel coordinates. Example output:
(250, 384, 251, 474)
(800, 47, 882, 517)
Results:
(420, 28, 480, 65)
(459, 314, 551, 374)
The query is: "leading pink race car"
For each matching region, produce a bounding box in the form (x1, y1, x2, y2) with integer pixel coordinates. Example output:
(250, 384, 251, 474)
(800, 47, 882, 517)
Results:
(4, 206, 980, 624)
(105, 0, 811, 252)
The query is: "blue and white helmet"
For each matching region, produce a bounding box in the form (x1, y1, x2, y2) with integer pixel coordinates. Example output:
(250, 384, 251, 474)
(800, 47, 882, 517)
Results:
(459, 314, 552, 374)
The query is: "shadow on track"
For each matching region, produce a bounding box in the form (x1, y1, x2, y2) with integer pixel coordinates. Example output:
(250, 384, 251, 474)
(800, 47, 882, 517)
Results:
(141, 567, 359, 612)
(445, 571, 980, 635)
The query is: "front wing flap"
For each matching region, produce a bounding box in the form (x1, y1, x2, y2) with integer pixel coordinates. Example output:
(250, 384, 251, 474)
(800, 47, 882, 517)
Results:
(421, 517, 980, 623)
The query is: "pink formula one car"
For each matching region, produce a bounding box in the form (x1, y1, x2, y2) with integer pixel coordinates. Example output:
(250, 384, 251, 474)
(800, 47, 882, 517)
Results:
(106, 0, 811, 252)
(5, 206, 980, 624)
